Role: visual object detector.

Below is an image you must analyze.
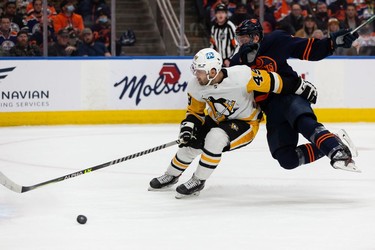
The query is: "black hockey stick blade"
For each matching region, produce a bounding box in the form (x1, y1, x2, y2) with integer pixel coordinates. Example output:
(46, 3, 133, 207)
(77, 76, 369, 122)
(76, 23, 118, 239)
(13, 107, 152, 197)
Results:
(0, 140, 179, 193)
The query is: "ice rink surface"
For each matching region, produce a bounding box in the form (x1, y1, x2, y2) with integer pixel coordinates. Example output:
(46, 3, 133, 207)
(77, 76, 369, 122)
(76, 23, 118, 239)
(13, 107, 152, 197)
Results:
(0, 123, 374, 250)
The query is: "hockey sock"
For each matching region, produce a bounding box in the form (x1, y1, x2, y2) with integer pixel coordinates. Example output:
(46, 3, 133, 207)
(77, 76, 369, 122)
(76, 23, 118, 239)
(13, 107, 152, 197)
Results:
(195, 127, 228, 180)
(295, 116, 340, 158)
(273, 144, 323, 169)
(195, 148, 221, 180)
(167, 154, 190, 176)
(313, 129, 341, 159)
(167, 147, 202, 176)
(296, 143, 324, 165)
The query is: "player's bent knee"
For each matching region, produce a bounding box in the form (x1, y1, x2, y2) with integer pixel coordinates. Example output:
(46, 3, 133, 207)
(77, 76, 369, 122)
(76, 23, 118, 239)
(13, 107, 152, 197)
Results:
(176, 147, 202, 162)
(274, 148, 299, 170)
(205, 128, 229, 152)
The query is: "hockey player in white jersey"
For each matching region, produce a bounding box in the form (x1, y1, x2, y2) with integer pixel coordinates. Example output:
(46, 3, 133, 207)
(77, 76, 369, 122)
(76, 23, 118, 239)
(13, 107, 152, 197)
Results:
(149, 48, 317, 198)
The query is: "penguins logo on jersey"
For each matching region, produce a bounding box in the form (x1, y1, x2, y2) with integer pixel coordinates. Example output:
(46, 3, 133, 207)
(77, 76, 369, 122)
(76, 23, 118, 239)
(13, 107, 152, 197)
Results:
(204, 96, 238, 122)
(230, 123, 239, 131)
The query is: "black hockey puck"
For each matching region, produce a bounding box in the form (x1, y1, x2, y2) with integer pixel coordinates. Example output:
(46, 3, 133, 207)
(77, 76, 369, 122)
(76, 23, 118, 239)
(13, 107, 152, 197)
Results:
(77, 215, 87, 224)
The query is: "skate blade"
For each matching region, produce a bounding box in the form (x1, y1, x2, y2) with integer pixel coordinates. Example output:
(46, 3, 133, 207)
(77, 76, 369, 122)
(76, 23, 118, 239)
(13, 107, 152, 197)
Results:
(148, 185, 176, 191)
(333, 162, 361, 173)
(338, 129, 359, 157)
(175, 191, 200, 199)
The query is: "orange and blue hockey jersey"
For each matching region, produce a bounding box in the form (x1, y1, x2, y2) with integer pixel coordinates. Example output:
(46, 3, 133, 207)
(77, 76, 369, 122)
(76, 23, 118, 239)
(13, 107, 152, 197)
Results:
(231, 29, 334, 103)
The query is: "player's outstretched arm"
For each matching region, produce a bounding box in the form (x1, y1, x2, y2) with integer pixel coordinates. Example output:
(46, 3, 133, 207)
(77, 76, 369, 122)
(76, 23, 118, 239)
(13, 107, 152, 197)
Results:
(246, 69, 316, 103)
(280, 76, 318, 104)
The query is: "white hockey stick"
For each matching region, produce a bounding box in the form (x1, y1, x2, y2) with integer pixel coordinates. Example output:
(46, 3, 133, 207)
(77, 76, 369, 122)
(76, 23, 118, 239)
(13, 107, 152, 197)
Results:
(0, 140, 179, 193)
(335, 15, 375, 45)
(351, 15, 375, 34)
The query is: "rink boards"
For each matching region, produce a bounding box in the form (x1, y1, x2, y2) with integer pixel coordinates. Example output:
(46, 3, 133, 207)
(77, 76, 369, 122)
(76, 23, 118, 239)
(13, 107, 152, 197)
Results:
(0, 57, 374, 126)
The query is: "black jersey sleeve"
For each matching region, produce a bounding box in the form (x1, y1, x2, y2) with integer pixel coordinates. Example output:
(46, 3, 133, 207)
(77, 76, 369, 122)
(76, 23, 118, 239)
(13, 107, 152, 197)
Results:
(287, 35, 334, 61)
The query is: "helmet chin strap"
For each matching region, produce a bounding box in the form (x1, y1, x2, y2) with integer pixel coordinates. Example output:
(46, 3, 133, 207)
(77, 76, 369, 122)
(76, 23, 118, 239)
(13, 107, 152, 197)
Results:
(205, 71, 219, 86)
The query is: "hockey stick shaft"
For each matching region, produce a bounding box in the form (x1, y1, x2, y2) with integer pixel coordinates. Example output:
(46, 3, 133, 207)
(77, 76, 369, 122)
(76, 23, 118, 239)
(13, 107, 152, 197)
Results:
(0, 140, 179, 193)
(351, 15, 375, 34)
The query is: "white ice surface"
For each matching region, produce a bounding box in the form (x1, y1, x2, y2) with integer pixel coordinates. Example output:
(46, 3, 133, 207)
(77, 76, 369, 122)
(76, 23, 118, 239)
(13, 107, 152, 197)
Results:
(0, 123, 374, 250)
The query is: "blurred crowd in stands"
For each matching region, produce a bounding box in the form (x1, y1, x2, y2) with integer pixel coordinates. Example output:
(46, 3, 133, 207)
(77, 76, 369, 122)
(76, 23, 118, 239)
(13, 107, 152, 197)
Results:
(197, 0, 375, 56)
(0, 0, 114, 56)
(1, 0, 374, 56)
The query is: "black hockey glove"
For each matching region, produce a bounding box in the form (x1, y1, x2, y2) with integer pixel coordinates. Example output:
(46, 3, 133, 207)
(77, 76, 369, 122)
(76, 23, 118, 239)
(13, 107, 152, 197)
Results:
(295, 78, 317, 104)
(239, 42, 260, 65)
(178, 121, 197, 147)
(330, 29, 359, 49)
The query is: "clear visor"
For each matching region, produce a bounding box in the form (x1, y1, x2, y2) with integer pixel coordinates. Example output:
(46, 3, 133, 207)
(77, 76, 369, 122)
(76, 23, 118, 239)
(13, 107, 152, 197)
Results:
(190, 63, 207, 76)
(190, 63, 196, 75)
(236, 34, 256, 46)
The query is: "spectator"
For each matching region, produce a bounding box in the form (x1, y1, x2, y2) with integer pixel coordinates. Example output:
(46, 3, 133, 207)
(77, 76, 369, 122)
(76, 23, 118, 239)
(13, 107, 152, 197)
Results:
(297, 0, 315, 16)
(3, 0, 25, 32)
(249, 2, 276, 33)
(277, 3, 304, 35)
(273, 0, 292, 22)
(7, 29, 41, 56)
(25, 0, 54, 36)
(66, 26, 81, 48)
(25, 0, 56, 18)
(314, 1, 330, 36)
(209, 4, 237, 67)
(211, 0, 236, 21)
(28, 17, 55, 48)
(230, 3, 251, 26)
(27, 0, 43, 22)
(312, 29, 324, 39)
(53, 0, 84, 35)
(93, 11, 122, 56)
(23, 0, 55, 49)
(77, 27, 110, 56)
(76, 0, 110, 27)
(91, 10, 111, 51)
(48, 28, 77, 56)
(210, 0, 236, 23)
(342, 3, 361, 30)
(354, 23, 375, 56)
(328, 0, 347, 22)
(0, 16, 18, 53)
(295, 14, 318, 38)
(327, 17, 342, 33)
(355, 0, 372, 21)
(16, 1, 29, 19)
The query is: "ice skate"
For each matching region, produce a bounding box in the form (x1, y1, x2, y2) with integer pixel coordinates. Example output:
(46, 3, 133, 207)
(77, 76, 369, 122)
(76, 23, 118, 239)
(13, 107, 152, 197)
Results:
(330, 148, 361, 173)
(175, 174, 205, 199)
(336, 129, 358, 157)
(148, 173, 179, 191)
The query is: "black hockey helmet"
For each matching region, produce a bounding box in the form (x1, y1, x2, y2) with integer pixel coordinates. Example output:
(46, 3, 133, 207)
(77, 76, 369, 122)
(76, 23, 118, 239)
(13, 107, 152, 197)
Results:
(235, 19, 264, 42)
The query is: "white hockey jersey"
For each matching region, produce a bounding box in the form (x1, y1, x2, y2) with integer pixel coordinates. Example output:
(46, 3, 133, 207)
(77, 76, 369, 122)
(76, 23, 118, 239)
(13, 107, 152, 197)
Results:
(185, 65, 284, 124)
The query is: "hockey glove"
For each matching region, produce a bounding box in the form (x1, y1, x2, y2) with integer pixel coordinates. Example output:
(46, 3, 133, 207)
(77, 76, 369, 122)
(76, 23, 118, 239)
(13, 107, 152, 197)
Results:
(179, 121, 197, 147)
(330, 29, 359, 49)
(239, 42, 260, 65)
(295, 78, 317, 104)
